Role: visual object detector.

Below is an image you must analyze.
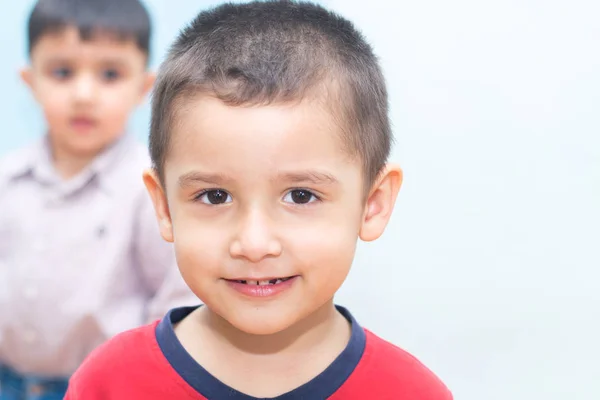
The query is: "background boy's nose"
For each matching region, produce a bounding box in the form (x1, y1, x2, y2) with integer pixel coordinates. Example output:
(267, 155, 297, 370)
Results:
(72, 74, 97, 103)
(229, 209, 282, 263)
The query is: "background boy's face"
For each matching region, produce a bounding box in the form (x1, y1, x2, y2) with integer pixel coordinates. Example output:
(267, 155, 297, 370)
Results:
(22, 27, 153, 159)
(152, 96, 370, 335)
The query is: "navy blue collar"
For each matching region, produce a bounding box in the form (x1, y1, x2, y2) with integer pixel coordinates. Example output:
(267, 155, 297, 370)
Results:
(156, 305, 366, 400)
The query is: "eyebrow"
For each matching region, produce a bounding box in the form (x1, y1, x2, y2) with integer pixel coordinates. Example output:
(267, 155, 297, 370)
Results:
(42, 56, 72, 65)
(42, 56, 130, 67)
(97, 58, 130, 68)
(178, 171, 232, 187)
(178, 170, 339, 188)
(276, 170, 339, 185)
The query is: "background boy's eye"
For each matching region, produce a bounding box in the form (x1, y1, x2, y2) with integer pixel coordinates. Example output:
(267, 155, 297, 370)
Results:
(51, 67, 72, 80)
(196, 189, 232, 205)
(283, 189, 318, 205)
(101, 69, 120, 82)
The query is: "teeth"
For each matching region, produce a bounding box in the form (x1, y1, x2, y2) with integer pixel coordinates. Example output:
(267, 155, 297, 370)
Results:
(237, 278, 292, 285)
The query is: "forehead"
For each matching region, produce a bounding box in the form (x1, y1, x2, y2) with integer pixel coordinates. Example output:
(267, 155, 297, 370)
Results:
(165, 95, 359, 180)
(30, 26, 146, 65)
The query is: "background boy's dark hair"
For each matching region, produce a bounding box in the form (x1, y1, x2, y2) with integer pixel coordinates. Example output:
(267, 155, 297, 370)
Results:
(27, 0, 151, 58)
(150, 0, 391, 188)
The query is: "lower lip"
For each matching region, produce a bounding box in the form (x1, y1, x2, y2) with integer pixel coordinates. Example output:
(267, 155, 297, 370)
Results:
(225, 276, 298, 298)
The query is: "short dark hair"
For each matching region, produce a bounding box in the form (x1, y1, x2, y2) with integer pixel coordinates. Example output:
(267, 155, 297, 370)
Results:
(27, 0, 151, 57)
(150, 0, 391, 187)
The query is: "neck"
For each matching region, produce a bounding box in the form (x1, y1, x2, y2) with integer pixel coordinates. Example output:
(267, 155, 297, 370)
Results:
(176, 301, 352, 397)
(52, 155, 95, 179)
(49, 140, 100, 180)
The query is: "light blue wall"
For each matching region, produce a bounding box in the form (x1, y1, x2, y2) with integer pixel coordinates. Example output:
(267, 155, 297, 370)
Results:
(0, 0, 257, 155)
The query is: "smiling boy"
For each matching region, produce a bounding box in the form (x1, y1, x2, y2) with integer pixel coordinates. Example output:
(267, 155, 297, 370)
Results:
(65, 1, 453, 399)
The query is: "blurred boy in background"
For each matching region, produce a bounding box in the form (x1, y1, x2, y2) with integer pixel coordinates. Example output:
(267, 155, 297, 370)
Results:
(0, 0, 196, 399)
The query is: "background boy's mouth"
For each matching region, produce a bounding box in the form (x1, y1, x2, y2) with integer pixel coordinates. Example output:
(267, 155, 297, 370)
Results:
(70, 117, 97, 132)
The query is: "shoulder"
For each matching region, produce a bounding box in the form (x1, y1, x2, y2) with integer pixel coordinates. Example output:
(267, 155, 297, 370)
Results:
(108, 137, 152, 180)
(67, 319, 200, 400)
(121, 139, 153, 169)
(98, 137, 152, 200)
(0, 143, 37, 188)
(67, 322, 160, 397)
(0, 142, 36, 166)
(351, 329, 453, 400)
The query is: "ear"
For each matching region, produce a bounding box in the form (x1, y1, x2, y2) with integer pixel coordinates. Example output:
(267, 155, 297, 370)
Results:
(20, 67, 34, 90)
(138, 71, 156, 104)
(143, 168, 174, 242)
(359, 164, 403, 242)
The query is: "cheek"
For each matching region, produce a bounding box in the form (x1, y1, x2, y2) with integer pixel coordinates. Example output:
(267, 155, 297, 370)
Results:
(36, 85, 69, 121)
(292, 227, 357, 310)
(291, 207, 362, 281)
(43, 103, 67, 125)
(171, 213, 226, 275)
(302, 226, 357, 275)
(101, 90, 137, 117)
(172, 217, 229, 301)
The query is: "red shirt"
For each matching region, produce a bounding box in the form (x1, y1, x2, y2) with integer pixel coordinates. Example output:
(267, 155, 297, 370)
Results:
(66, 306, 452, 400)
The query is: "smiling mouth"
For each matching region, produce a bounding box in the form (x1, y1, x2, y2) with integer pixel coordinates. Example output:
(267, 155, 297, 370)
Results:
(229, 277, 295, 286)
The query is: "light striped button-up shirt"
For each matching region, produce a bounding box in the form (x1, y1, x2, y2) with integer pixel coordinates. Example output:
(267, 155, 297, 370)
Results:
(0, 135, 198, 377)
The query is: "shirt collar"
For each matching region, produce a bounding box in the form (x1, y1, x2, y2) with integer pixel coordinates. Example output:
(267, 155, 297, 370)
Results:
(6, 134, 136, 196)
(155, 305, 367, 400)
(3, 141, 42, 181)
(84, 134, 136, 194)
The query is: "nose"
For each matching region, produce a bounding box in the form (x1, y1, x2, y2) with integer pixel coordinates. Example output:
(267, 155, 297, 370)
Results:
(229, 208, 282, 263)
(72, 73, 97, 104)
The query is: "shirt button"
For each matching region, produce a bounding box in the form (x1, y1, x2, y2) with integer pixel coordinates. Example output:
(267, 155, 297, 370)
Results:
(28, 384, 43, 396)
(23, 330, 37, 344)
(23, 286, 38, 299)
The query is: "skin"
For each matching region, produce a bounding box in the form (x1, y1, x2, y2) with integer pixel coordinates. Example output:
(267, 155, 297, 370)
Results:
(20, 26, 155, 179)
(144, 95, 403, 397)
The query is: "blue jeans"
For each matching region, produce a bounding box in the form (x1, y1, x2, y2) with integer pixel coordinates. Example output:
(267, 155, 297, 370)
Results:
(0, 365, 68, 400)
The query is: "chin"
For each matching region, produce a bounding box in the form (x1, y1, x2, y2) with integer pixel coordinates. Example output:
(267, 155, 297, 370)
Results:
(230, 313, 298, 336)
(66, 141, 106, 156)
(209, 304, 302, 336)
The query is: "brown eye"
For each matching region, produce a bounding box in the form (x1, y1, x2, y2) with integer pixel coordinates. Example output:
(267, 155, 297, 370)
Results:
(101, 69, 120, 82)
(52, 67, 73, 80)
(284, 189, 317, 204)
(196, 189, 231, 205)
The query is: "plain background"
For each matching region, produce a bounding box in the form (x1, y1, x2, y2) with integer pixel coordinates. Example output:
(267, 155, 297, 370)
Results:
(1, 1, 599, 399)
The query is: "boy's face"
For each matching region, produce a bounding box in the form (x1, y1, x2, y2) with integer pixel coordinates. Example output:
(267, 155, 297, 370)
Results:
(21, 27, 154, 159)
(145, 96, 402, 335)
